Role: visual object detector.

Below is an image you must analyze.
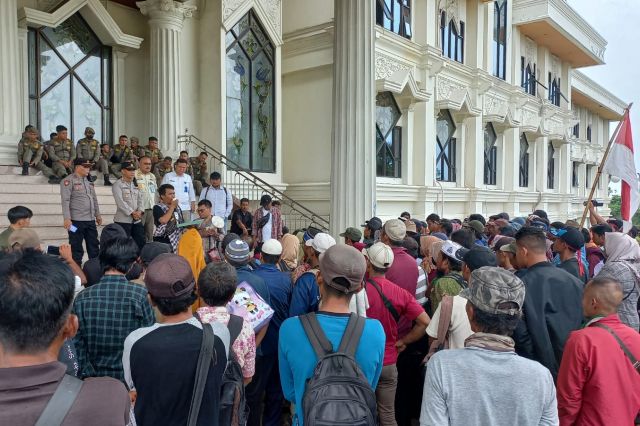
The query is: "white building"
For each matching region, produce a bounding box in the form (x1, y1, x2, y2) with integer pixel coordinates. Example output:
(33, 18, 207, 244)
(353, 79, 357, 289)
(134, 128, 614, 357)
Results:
(0, 0, 627, 235)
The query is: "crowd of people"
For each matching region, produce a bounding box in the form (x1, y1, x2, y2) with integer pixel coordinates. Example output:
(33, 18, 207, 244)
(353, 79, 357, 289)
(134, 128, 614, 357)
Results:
(2, 125, 640, 426)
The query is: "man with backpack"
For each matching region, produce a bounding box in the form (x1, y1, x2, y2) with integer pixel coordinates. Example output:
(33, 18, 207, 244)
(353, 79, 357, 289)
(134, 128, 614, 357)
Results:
(279, 244, 385, 426)
(123, 254, 230, 425)
(362, 242, 430, 425)
(199, 171, 234, 229)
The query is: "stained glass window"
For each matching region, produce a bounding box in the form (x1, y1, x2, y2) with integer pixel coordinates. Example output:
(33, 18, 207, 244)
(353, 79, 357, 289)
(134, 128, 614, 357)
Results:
(519, 133, 529, 187)
(226, 10, 275, 172)
(28, 14, 112, 143)
(484, 123, 497, 185)
(436, 110, 457, 182)
(376, 92, 402, 178)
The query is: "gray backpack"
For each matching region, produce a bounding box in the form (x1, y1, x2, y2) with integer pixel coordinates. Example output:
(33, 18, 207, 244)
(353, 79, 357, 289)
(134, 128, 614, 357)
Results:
(299, 312, 377, 426)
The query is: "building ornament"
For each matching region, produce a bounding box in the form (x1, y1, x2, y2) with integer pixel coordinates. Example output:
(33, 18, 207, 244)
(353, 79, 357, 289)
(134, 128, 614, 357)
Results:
(437, 77, 465, 99)
(222, 0, 281, 35)
(524, 37, 536, 66)
(375, 53, 412, 80)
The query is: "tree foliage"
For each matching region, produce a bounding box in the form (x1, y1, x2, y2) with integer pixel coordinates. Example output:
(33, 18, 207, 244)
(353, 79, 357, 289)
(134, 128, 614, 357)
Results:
(608, 195, 640, 225)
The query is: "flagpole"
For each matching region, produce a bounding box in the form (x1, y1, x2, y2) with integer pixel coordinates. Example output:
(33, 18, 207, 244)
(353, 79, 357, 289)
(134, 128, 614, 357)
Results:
(579, 102, 633, 228)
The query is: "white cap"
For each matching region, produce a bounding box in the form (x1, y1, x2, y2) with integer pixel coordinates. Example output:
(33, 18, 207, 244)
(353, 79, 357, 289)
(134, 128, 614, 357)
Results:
(262, 239, 283, 256)
(305, 232, 336, 253)
(441, 240, 465, 262)
(362, 242, 394, 269)
(211, 216, 224, 229)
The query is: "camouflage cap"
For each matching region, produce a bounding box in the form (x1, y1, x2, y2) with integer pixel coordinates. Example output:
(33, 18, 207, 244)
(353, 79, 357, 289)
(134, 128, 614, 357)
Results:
(84, 127, 95, 134)
(459, 266, 524, 316)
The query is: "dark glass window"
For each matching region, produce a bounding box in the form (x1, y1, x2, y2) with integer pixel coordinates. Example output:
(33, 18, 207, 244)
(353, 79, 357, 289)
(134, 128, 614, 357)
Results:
(573, 122, 579, 138)
(493, 0, 507, 80)
(28, 14, 112, 142)
(484, 123, 497, 185)
(519, 133, 529, 187)
(572, 162, 579, 187)
(436, 110, 457, 182)
(547, 142, 555, 189)
(586, 165, 592, 188)
(548, 73, 561, 106)
(375, 92, 403, 178)
(226, 10, 276, 172)
(441, 12, 464, 63)
(587, 125, 592, 142)
(376, 0, 412, 39)
(521, 56, 536, 96)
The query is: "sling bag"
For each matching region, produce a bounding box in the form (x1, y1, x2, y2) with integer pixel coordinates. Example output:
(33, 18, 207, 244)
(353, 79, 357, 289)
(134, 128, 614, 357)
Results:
(366, 278, 400, 323)
(35, 374, 83, 426)
(187, 321, 216, 426)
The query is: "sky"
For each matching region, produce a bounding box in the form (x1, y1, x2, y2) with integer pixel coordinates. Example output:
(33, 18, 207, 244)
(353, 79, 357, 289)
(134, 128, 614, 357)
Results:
(567, 0, 640, 195)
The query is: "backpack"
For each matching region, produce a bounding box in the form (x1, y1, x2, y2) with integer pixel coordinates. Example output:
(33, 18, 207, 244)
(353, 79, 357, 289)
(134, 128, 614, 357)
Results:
(299, 312, 378, 426)
(219, 314, 248, 426)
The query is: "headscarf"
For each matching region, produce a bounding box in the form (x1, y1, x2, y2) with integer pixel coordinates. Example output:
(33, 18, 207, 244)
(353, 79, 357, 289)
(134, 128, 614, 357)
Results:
(420, 235, 441, 259)
(604, 232, 640, 262)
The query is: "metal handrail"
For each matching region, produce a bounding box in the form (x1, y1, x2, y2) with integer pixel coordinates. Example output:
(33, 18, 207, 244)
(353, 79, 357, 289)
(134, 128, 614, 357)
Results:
(177, 133, 330, 231)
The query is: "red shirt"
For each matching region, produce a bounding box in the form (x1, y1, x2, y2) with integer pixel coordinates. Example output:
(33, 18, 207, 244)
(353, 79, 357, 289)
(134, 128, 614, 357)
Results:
(557, 314, 640, 426)
(365, 276, 424, 365)
(386, 246, 419, 337)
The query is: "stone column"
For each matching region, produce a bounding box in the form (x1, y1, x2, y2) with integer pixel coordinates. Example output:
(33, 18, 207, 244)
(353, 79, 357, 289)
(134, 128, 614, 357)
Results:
(112, 49, 128, 138)
(137, 0, 195, 156)
(0, 0, 22, 165)
(329, 0, 376, 236)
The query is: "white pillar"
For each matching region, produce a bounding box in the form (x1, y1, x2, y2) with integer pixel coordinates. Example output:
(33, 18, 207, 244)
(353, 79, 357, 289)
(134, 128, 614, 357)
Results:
(112, 49, 128, 139)
(0, 0, 22, 165)
(137, 0, 195, 156)
(330, 0, 376, 236)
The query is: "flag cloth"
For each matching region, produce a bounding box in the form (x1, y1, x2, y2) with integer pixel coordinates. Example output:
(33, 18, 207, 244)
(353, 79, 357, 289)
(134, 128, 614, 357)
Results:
(602, 110, 638, 233)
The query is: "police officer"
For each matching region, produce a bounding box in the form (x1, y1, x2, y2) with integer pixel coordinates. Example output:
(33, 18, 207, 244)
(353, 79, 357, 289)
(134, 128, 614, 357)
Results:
(110, 134, 133, 179)
(18, 126, 59, 184)
(60, 158, 102, 265)
(144, 136, 163, 168)
(46, 125, 76, 179)
(76, 127, 110, 185)
(190, 151, 209, 196)
(112, 161, 145, 250)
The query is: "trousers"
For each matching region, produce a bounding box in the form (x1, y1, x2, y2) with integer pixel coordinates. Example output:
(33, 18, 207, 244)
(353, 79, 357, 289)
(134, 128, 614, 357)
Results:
(376, 364, 398, 426)
(68, 220, 99, 265)
(246, 354, 276, 426)
(117, 222, 146, 251)
(142, 209, 154, 242)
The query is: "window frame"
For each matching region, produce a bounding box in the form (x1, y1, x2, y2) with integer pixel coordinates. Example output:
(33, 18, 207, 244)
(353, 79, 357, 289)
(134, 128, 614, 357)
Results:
(547, 142, 556, 190)
(440, 11, 465, 63)
(521, 56, 536, 96)
(376, 0, 412, 39)
(572, 123, 579, 138)
(548, 72, 561, 107)
(484, 122, 498, 185)
(493, 0, 508, 80)
(519, 133, 529, 188)
(375, 91, 403, 178)
(587, 125, 592, 142)
(436, 109, 457, 183)
(572, 162, 579, 187)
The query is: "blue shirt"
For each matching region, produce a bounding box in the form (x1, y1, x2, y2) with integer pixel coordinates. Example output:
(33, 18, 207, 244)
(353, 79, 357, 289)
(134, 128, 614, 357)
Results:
(289, 271, 320, 318)
(278, 312, 385, 425)
(253, 263, 292, 355)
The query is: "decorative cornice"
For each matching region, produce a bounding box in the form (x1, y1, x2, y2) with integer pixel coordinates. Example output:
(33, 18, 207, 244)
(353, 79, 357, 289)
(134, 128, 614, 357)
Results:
(375, 54, 412, 80)
(222, 0, 282, 45)
(137, 0, 196, 30)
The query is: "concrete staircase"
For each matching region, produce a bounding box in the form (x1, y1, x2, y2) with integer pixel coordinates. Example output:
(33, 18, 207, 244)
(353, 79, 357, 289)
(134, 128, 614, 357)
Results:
(0, 166, 116, 247)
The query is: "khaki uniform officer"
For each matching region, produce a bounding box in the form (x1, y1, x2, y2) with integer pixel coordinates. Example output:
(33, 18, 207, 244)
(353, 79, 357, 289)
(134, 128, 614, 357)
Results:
(17, 126, 59, 184)
(60, 158, 102, 265)
(110, 135, 133, 178)
(46, 125, 76, 178)
(190, 152, 209, 196)
(76, 127, 110, 185)
(112, 161, 145, 250)
(144, 137, 163, 167)
(153, 157, 173, 183)
(130, 137, 146, 165)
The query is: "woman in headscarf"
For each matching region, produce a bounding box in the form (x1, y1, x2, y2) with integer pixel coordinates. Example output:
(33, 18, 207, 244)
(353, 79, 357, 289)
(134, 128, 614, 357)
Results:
(595, 232, 640, 330)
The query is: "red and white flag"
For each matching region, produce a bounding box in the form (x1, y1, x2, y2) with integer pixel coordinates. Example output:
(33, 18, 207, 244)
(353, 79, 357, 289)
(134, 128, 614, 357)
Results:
(602, 110, 638, 233)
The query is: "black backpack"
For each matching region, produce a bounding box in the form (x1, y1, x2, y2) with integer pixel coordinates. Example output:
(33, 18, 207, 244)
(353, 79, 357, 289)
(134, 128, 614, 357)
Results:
(299, 312, 378, 426)
(219, 314, 248, 426)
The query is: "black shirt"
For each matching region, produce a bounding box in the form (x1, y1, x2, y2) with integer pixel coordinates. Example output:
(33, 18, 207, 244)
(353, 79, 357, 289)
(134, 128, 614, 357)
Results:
(558, 258, 588, 284)
(230, 210, 253, 236)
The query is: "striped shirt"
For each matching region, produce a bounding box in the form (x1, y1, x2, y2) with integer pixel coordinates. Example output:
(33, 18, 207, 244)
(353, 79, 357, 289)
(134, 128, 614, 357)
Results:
(416, 264, 427, 306)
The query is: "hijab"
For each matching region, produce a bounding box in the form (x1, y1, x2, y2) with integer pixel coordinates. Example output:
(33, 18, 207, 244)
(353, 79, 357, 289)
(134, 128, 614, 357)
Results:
(604, 232, 640, 262)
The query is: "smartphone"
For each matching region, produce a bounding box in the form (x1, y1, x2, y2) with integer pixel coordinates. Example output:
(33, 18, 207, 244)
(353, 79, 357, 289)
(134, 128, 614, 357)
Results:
(69, 224, 78, 232)
(47, 246, 60, 256)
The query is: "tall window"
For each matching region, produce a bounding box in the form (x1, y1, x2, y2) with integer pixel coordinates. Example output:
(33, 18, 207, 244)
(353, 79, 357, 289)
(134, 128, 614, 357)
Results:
(484, 123, 497, 185)
(548, 73, 561, 106)
(547, 142, 556, 189)
(572, 162, 579, 187)
(436, 110, 457, 182)
(375, 92, 402, 178)
(28, 14, 112, 142)
(226, 10, 276, 172)
(521, 56, 536, 96)
(519, 133, 529, 187)
(441, 12, 464, 63)
(572, 123, 579, 138)
(493, 0, 508, 80)
(587, 125, 592, 142)
(586, 165, 592, 188)
(376, 0, 412, 39)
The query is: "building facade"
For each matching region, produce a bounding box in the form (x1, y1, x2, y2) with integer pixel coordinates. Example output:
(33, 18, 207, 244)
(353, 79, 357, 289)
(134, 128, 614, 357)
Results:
(0, 0, 627, 235)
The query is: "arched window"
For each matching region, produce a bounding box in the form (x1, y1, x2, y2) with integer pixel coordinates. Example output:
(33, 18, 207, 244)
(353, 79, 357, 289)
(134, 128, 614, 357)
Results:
(548, 73, 561, 107)
(587, 125, 592, 142)
(440, 12, 464, 63)
(493, 0, 508, 80)
(436, 110, 457, 182)
(521, 56, 536, 96)
(519, 133, 529, 187)
(375, 92, 402, 178)
(547, 142, 556, 189)
(226, 10, 275, 172)
(28, 14, 112, 143)
(484, 123, 497, 185)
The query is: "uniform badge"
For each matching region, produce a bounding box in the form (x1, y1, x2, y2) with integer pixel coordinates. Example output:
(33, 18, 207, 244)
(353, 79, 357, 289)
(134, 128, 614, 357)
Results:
(64, 180, 70, 186)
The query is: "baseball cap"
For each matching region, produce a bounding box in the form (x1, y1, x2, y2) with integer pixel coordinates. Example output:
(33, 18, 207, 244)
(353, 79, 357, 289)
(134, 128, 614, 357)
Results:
(84, 127, 95, 134)
(144, 253, 195, 299)
(462, 247, 498, 271)
(121, 161, 136, 171)
(73, 158, 92, 167)
(530, 221, 549, 232)
(319, 245, 367, 294)
(465, 220, 485, 234)
(262, 239, 283, 256)
(404, 219, 418, 234)
(361, 217, 383, 231)
(305, 233, 336, 253)
(500, 241, 517, 255)
(440, 240, 465, 263)
(552, 227, 585, 251)
(383, 219, 407, 243)
(362, 242, 394, 269)
(493, 237, 515, 252)
(460, 266, 525, 316)
(303, 226, 322, 242)
(8, 228, 41, 250)
(340, 227, 362, 242)
(225, 239, 250, 262)
(140, 242, 172, 265)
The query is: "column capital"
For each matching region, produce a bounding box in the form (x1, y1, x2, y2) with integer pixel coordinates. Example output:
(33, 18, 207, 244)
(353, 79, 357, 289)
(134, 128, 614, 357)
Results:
(137, 0, 196, 30)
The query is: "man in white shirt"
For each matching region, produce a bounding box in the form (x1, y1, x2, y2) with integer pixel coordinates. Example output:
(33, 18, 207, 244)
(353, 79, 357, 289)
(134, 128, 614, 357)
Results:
(161, 158, 196, 218)
(199, 171, 233, 228)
